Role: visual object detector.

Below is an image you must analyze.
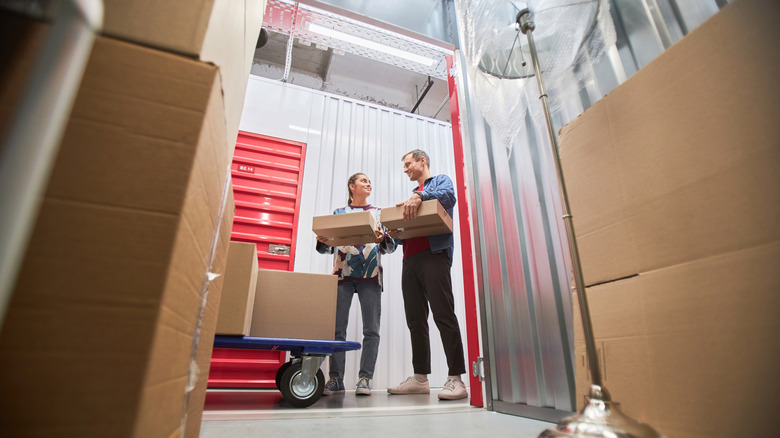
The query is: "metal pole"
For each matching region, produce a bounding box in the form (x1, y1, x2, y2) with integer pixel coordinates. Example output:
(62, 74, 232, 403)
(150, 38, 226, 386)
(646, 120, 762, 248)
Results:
(0, 0, 103, 331)
(518, 9, 603, 389)
(517, 8, 661, 437)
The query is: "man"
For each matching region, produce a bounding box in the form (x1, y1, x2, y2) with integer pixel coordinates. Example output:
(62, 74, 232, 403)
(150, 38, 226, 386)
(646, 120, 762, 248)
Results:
(386, 149, 467, 400)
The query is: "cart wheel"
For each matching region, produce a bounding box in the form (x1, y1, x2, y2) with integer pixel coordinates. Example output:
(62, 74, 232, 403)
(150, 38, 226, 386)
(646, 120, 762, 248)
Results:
(275, 361, 293, 389)
(278, 362, 324, 408)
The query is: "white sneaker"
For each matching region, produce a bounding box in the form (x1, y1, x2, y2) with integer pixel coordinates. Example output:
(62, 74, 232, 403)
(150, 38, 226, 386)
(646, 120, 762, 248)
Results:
(438, 376, 467, 400)
(387, 376, 430, 394)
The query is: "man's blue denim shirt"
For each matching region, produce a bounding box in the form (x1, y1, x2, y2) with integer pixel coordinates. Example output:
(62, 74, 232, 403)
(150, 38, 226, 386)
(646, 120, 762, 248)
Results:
(398, 174, 456, 263)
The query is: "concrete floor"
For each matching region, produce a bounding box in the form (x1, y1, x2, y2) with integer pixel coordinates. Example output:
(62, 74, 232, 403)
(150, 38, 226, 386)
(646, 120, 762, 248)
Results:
(200, 388, 555, 437)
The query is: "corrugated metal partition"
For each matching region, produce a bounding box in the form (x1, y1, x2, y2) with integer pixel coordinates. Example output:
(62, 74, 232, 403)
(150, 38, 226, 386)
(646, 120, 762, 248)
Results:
(452, 59, 576, 421)
(450, 0, 727, 422)
(239, 75, 469, 393)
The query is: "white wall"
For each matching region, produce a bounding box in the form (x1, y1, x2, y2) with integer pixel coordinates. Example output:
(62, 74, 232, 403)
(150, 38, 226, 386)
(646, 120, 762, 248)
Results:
(239, 75, 468, 391)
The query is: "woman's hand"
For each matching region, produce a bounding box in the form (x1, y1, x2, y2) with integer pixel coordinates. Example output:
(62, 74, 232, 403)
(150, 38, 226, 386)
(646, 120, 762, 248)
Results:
(316, 235, 330, 245)
(374, 225, 385, 243)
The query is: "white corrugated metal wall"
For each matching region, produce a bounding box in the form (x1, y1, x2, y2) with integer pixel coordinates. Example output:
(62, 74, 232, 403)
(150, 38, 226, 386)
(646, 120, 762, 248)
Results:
(239, 75, 468, 391)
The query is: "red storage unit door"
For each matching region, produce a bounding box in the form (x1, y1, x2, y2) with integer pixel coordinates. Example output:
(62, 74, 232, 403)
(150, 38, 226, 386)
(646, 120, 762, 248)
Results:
(208, 132, 307, 389)
(231, 132, 306, 270)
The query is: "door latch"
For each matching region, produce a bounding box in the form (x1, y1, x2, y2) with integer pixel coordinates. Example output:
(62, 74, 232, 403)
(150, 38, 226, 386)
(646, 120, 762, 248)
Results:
(268, 244, 291, 255)
(472, 357, 485, 382)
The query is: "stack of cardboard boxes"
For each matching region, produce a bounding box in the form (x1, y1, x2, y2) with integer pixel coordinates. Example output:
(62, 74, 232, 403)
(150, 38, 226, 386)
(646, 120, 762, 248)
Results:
(215, 241, 339, 342)
(559, 0, 779, 436)
(208, 241, 338, 392)
(0, 1, 264, 437)
(213, 200, 454, 344)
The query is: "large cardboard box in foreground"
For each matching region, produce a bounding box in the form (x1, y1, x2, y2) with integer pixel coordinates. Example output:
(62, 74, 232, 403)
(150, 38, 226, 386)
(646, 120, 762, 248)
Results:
(101, 0, 266, 151)
(312, 210, 379, 246)
(381, 200, 453, 239)
(573, 242, 780, 438)
(250, 270, 337, 341)
(574, 242, 780, 438)
(183, 189, 234, 438)
(560, 0, 780, 436)
(0, 35, 232, 437)
(216, 241, 260, 335)
(559, 0, 780, 288)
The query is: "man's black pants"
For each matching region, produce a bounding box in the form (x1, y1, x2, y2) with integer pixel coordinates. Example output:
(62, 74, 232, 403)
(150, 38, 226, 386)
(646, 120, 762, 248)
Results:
(401, 249, 466, 376)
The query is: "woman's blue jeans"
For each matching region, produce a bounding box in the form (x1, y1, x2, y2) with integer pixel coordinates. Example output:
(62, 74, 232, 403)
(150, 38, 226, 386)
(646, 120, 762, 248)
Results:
(329, 280, 381, 380)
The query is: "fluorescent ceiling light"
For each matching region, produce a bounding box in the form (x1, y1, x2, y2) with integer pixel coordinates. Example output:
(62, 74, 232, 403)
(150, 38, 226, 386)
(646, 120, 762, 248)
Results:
(308, 23, 437, 67)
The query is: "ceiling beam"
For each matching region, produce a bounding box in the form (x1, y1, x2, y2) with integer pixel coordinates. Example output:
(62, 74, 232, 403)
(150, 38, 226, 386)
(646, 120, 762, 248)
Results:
(411, 76, 434, 114)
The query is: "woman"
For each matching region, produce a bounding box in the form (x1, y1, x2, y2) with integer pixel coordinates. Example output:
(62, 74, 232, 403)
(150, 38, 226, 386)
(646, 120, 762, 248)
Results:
(316, 172, 396, 396)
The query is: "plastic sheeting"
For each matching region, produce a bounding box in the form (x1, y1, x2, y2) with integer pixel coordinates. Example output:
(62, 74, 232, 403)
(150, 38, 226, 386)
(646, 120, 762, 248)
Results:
(458, 0, 615, 146)
(451, 0, 617, 416)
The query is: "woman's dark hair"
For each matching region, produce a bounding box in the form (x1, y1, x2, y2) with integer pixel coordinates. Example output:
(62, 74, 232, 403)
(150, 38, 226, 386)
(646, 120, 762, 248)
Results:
(347, 172, 366, 205)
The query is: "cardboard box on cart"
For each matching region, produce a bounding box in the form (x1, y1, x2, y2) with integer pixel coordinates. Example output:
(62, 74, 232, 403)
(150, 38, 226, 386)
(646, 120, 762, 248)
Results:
(215, 241, 260, 336)
(380, 199, 453, 239)
(559, 0, 780, 435)
(250, 270, 338, 341)
(0, 34, 233, 437)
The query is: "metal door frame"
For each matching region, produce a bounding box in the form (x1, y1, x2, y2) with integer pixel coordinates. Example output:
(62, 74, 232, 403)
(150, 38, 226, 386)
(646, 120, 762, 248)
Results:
(451, 48, 575, 422)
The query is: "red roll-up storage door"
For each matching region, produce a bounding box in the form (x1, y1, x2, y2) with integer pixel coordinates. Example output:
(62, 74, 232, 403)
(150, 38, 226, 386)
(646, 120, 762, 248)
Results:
(208, 131, 306, 389)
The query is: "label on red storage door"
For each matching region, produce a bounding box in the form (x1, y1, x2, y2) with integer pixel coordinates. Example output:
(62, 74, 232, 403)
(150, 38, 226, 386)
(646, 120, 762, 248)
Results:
(237, 164, 255, 173)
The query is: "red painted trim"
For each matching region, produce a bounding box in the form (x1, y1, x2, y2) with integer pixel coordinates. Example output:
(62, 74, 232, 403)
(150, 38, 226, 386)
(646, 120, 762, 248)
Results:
(447, 54, 483, 407)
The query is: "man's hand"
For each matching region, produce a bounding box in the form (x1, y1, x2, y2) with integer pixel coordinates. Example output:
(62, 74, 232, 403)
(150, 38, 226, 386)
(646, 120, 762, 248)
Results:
(400, 193, 422, 221)
(316, 235, 330, 246)
(387, 229, 402, 239)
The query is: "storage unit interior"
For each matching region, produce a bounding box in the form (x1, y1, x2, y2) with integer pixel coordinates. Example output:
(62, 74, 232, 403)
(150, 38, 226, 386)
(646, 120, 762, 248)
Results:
(1, 1, 776, 438)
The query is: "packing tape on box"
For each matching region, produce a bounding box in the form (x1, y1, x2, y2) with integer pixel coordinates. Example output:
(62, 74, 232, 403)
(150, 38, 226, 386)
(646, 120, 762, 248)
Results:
(180, 166, 232, 433)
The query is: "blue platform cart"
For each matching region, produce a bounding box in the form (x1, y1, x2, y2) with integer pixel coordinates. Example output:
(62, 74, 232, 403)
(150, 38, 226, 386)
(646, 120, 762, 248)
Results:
(213, 335, 361, 408)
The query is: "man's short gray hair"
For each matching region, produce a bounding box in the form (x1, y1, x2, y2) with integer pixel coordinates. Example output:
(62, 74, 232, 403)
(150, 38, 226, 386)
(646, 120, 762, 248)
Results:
(402, 149, 430, 168)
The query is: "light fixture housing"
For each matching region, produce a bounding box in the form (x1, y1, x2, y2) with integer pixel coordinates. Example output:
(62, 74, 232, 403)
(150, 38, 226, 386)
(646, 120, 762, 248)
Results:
(261, 0, 451, 79)
(307, 23, 437, 67)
